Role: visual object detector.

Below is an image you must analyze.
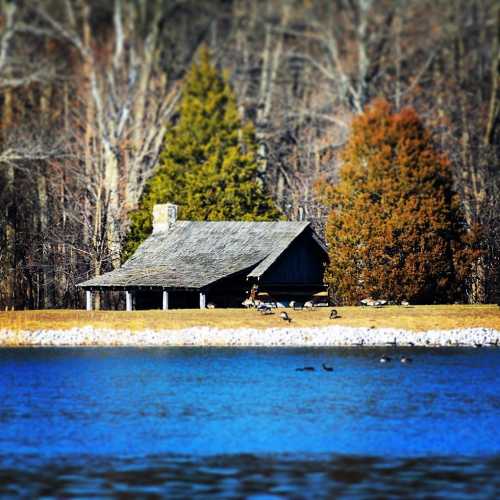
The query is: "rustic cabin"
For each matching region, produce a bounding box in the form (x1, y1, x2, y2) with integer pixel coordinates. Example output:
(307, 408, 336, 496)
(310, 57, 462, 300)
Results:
(78, 204, 328, 310)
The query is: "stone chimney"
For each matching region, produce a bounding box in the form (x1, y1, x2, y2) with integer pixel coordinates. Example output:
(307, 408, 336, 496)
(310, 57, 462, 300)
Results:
(153, 203, 178, 233)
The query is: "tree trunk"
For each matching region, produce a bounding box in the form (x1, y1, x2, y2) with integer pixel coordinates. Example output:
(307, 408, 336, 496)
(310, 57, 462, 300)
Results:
(0, 88, 15, 309)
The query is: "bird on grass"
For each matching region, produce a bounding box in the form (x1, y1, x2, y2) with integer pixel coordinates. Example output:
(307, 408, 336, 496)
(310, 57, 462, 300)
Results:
(280, 311, 292, 323)
(379, 355, 392, 363)
(329, 309, 338, 319)
(322, 363, 333, 372)
(295, 366, 315, 372)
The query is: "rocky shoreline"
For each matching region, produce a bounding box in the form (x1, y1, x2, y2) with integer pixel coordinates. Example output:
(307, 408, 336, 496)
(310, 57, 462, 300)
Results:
(1, 326, 499, 347)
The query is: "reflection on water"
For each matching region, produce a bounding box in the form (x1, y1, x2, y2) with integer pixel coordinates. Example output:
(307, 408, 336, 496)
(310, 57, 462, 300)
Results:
(1, 454, 499, 498)
(1, 347, 500, 497)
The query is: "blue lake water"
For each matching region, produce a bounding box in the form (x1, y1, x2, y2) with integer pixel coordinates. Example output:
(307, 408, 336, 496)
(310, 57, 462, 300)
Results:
(1, 347, 499, 498)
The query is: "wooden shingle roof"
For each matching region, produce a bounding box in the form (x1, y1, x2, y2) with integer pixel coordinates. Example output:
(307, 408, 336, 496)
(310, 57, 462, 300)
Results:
(78, 220, 314, 290)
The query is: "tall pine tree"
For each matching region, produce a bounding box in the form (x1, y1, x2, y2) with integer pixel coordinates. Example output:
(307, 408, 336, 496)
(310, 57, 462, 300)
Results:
(123, 47, 279, 258)
(318, 100, 477, 305)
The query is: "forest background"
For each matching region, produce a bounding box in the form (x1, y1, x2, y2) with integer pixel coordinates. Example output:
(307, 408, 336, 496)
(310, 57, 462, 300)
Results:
(0, 0, 498, 309)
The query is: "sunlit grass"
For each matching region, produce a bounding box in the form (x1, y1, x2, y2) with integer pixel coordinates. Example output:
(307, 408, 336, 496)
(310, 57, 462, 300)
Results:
(0, 305, 498, 332)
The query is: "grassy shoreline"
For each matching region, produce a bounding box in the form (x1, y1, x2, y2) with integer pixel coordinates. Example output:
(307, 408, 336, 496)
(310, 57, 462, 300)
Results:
(0, 305, 498, 332)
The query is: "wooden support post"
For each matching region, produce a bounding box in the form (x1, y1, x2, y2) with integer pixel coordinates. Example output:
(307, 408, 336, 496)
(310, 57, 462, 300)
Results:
(126, 291, 133, 311)
(162, 290, 169, 310)
(86, 290, 92, 311)
(199, 292, 206, 309)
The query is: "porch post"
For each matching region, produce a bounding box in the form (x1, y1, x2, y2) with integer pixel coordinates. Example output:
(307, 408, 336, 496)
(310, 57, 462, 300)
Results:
(86, 290, 92, 311)
(199, 292, 206, 309)
(162, 290, 169, 310)
(125, 290, 133, 311)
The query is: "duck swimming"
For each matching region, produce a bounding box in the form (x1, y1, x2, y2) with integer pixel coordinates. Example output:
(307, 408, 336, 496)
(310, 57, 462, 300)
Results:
(322, 363, 333, 372)
(296, 366, 315, 372)
(379, 355, 392, 363)
(400, 356, 412, 364)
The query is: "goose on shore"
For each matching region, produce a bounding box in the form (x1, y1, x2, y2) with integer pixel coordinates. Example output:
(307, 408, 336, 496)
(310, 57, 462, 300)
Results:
(329, 309, 338, 319)
(488, 339, 499, 347)
(259, 305, 273, 315)
(385, 337, 397, 347)
(322, 363, 333, 372)
(354, 339, 365, 347)
(379, 355, 392, 363)
(296, 366, 315, 372)
(280, 311, 292, 323)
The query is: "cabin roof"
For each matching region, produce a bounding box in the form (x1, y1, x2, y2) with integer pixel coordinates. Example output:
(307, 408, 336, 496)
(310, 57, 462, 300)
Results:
(78, 220, 323, 290)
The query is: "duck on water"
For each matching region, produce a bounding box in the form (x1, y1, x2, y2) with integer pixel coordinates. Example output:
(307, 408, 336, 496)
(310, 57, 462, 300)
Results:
(380, 355, 414, 364)
(295, 363, 334, 372)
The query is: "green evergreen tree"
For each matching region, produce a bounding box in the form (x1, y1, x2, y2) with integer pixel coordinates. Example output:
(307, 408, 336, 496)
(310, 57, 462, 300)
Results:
(123, 47, 280, 259)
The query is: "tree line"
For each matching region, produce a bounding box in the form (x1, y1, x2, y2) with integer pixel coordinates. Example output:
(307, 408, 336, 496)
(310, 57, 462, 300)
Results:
(0, 0, 498, 309)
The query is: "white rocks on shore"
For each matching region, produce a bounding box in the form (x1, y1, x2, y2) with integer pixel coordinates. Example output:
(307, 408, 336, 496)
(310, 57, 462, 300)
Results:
(0, 325, 499, 347)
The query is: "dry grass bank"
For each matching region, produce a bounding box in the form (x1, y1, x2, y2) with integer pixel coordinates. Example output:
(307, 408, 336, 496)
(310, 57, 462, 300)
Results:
(0, 305, 498, 332)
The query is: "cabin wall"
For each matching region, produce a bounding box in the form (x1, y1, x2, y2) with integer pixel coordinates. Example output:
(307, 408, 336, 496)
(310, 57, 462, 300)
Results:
(260, 230, 326, 286)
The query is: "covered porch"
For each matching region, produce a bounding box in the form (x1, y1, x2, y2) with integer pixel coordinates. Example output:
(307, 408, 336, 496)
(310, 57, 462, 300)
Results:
(84, 287, 209, 311)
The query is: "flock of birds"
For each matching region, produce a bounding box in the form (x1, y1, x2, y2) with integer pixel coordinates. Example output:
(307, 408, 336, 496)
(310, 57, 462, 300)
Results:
(256, 303, 340, 322)
(253, 302, 499, 372)
(295, 356, 412, 372)
(293, 336, 500, 372)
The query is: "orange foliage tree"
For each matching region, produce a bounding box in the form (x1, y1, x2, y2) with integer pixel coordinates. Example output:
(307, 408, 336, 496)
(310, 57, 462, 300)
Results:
(318, 100, 477, 305)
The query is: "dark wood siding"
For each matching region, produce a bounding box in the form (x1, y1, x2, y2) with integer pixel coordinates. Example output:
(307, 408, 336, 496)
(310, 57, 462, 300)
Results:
(259, 229, 327, 286)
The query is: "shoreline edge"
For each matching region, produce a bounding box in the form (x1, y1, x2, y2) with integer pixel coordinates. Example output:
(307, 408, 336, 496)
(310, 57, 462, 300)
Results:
(1, 326, 499, 347)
